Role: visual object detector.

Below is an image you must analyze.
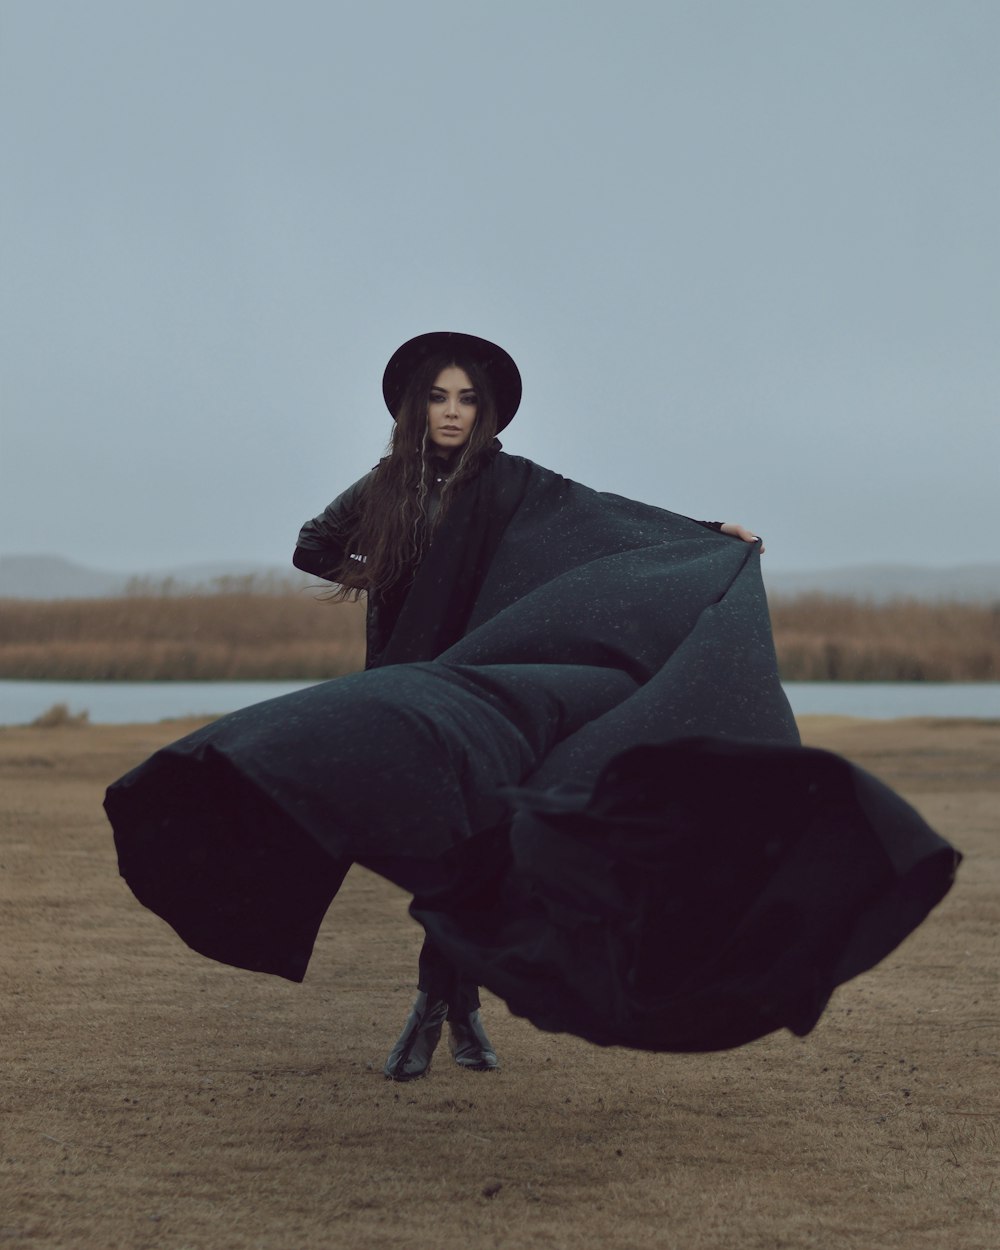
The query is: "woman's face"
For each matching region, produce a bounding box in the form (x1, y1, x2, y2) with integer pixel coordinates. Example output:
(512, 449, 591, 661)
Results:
(426, 365, 477, 459)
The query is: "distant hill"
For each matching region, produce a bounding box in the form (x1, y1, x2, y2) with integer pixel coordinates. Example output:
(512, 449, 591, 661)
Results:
(0, 555, 315, 599)
(763, 563, 999, 604)
(1, 553, 997, 603)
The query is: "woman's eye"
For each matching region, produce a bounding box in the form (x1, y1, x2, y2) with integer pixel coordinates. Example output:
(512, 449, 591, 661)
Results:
(429, 391, 445, 403)
(461, 394, 478, 406)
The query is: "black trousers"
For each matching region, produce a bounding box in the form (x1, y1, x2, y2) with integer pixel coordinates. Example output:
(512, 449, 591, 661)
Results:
(417, 934, 480, 1017)
(364, 856, 487, 1019)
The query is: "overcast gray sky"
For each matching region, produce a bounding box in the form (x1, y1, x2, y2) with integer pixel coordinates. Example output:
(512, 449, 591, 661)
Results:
(2, 0, 997, 574)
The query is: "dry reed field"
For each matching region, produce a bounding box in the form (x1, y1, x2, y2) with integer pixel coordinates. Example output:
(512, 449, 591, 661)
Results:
(2, 715, 998, 1249)
(0, 593, 367, 681)
(1, 592, 998, 682)
(769, 595, 999, 681)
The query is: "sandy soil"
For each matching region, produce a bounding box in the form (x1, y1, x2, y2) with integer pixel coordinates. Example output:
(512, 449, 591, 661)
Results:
(2, 716, 997, 1250)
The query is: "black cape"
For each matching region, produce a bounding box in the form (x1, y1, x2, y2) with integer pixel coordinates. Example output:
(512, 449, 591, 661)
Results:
(105, 454, 959, 1052)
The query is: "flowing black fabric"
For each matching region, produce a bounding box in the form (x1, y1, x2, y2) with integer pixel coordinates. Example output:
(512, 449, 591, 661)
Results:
(105, 454, 959, 1051)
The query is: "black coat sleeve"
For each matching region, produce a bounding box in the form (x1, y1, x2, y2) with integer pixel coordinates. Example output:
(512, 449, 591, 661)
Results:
(292, 472, 373, 582)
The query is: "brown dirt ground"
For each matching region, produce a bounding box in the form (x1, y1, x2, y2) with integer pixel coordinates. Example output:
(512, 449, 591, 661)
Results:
(2, 716, 997, 1250)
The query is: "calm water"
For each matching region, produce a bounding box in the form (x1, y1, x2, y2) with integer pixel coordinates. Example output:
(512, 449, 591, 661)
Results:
(0, 678, 996, 727)
(0, 680, 322, 726)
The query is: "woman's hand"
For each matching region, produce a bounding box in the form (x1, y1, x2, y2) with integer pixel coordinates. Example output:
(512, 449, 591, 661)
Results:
(720, 523, 764, 554)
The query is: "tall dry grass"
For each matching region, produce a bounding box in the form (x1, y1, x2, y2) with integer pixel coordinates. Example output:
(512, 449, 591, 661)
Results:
(0, 591, 366, 680)
(0, 591, 996, 681)
(770, 593, 999, 681)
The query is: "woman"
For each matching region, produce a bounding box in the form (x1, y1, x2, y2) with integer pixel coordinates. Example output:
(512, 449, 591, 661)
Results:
(105, 333, 958, 1074)
(292, 332, 762, 1080)
(291, 334, 522, 1078)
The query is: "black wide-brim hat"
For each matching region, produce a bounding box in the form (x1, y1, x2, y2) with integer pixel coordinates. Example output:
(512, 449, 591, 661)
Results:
(382, 331, 522, 431)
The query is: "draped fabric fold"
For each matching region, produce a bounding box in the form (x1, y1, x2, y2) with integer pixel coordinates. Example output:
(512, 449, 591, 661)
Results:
(105, 454, 959, 1051)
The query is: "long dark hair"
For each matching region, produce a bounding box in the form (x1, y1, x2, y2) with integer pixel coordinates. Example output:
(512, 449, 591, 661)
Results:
(329, 352, 499, 597)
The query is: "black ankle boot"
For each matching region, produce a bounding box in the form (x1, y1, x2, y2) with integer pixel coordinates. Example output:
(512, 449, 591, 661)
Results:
(448, 1009, 500, 1072)
(383, 992, 448, 1081)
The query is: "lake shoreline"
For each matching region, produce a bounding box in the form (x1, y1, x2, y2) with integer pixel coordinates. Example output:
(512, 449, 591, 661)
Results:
(2, 677, 997, 727)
